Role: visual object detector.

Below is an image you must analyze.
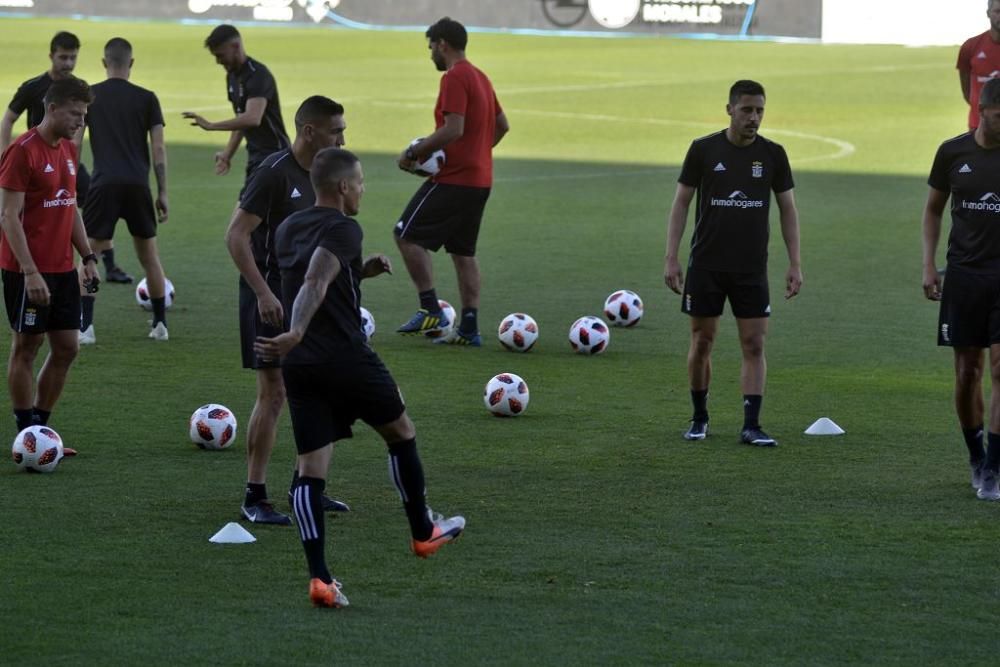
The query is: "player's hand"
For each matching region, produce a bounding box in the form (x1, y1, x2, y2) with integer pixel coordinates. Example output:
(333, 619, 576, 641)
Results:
(182, 111, 212, 130)
(81, 262, 100, 294)
(257, 292, 284, 328)
(923, 265, 943, 301)
(156, 192, 169, 223)
(785, 265, 802, 299)
(664, 256, 684, 295)
(254, 332, 301, 362)
(214, 152, 231, 176)
(397, 148, 417, 173)
(362, 254, 392, 278)
(25, 271, 50, 306)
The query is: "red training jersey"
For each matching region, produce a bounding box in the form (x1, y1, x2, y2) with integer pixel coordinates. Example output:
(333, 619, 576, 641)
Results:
(432, 60, 503, 188)
(957, 30, 1000, 129)
(0, 128, 79, 273)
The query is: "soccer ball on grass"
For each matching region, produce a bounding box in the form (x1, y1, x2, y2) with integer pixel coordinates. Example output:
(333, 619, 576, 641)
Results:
(568, 316, 610, 355)
(11, 425, 64, 473)
(604, 290, 643, 327)
(136, 277, 175, 310)
(484, 373, 530, 417)
(497, 313, 539, 352)
(189, 404, 237, 450)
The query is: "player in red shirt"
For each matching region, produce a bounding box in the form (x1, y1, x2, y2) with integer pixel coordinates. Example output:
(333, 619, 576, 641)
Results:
(958, 0, 1000, 130)
(394, 17, 510, 346)
(0, 77, 99, 439)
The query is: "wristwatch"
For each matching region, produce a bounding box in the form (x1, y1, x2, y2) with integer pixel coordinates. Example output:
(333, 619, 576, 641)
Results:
(82, 253, 99, 265)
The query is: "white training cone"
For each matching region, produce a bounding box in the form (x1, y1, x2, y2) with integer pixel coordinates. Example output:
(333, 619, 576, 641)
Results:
(209, 522, 256, 544)
(804, 417, 845, 436)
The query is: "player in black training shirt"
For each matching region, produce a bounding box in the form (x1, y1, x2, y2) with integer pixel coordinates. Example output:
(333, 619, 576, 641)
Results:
(254, 148, 465, 608)
(664, 80, 802, 447)
(1, 30, 132, 284)
(182, 24, 289, 199)
(225, 96, 348, 525)
(923, 78, 1000, 501)
(79, 38, 171, 344)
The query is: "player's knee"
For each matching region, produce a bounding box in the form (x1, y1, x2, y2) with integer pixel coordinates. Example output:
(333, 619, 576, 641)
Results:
(48, 340, 78, 366)
(690, 331, 715, 356)
(740, 336, 765, 358)
(380, 412, 415, 443)
(11, 336, 45, 361)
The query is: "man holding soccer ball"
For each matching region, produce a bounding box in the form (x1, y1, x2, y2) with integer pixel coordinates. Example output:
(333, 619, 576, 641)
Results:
(664, 80, 802, 446)
(394, 17, 509, 345)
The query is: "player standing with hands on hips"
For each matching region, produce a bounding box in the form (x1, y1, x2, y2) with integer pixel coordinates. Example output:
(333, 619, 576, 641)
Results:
(664, 80, 802, 446)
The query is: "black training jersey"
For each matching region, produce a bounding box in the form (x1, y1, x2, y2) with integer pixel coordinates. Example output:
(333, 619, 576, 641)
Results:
(276, 206, 365, 364)
(928, 132, 1000, 273)
(678, 130, 794, 273)
(239, 149, 314, 279)
(7, 72, 52, 130)
(226, 58, 289, 165)
(86, 79, 164, 188)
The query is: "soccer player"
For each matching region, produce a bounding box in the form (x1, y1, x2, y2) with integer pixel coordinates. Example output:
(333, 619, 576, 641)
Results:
(79, 38, 170, 344)
(923, 78, 1000, 501)
(958, 0, 1000, 130)
(182, 24, 289, 199)
(394, 17, 509, 345)
(254, 148, 465, 608)
(1, 77, 100, 442)
(225, 95, 349, 525)
(663, 80, 802, 446)
(1, 30, 132, 284)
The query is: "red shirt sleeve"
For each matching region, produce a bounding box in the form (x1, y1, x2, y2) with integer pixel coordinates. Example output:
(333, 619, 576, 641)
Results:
(0, 142, 30, 192)
(439, 70, 469, 116)
(958, 35, 977, 72)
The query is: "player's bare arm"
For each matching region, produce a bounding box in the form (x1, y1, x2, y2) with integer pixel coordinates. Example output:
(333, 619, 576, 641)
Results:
(362, 253, 393, 279)
(254, 246, 341, 360)
(399, 113, 464, 171)
(183, 97, 267, 132)
(214, 130, 243, 175)
(922, 186, 949, 301)
(664, 183, 696, 294)
(493, 111, 510, 147)
(776, 188, 802, 299)
(0, 108, 19, 154)
(150, 124, 168, 222)
(225, 208, 283, 327)
(0, 187, 49, 304)
(960, 69, 972, 105)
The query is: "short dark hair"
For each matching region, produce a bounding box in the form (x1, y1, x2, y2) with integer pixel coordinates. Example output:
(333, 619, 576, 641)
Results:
(50, 31, 80, 54)
(426, 17, 467, 51)
(310, 147, 359, 193)
(205, 24, 240, 50)
(44, 77, 93, 107)
(729, 80, 766, 105)
(104, 37, 132, 67)
(981, 78, 1000, 109)
(294, 96, 345, 132)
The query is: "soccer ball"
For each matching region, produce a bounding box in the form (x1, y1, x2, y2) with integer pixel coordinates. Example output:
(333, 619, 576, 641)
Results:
(424, 299, 456, 339)
(409, 138, 446, 177)
(188, 404, 237, 450)
(568, 316, 610, 355)
(604, 290, 644, 327)
(483, 373, 530, 417)
(497, 313, 539, 352)
(135, 277, 175, 311)
(11, 425, 64, 473)
(360, 306, 375, 341)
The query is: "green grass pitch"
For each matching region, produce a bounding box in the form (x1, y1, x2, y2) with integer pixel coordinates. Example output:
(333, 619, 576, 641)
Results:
(2, 16, 998, 665)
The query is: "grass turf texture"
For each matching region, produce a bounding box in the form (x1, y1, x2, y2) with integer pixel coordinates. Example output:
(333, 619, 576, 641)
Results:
(1, 16, 998, 665)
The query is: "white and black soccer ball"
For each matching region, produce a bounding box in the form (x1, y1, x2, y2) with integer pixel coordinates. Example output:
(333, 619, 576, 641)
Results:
(11, 425, 64, 473)
(568, 316, 610, 355)
(188, 404, 237, 450)
(497, 313, 539, 352)
(409, 138, 446, 177)
(135, 277, 175, 311)
(483, 373, 530, 417)
(360, 306, 376, 341)
(424, 299, 457, 339)
(604, 290, 644, 327)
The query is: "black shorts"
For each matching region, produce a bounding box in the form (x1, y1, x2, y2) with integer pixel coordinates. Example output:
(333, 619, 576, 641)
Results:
(3, 269, 81, 333)
(282, 347, 406, 453)
(937, 266, 1000, 347)
(239, 275, 283, 369)
(682, 266, 770, 319)
(83, 184, 157, 240)
(394, 180, 491, 257)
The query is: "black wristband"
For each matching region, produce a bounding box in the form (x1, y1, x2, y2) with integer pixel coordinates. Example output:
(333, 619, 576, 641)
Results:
(82, 253, 99, 265)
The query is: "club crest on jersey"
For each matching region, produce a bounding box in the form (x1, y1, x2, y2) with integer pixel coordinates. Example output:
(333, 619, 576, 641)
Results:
(66, 159, 75, 176)
(751, 161, 763, 178)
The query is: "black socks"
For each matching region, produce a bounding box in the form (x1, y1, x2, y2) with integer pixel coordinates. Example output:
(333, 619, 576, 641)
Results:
(388, 438, 433, 541)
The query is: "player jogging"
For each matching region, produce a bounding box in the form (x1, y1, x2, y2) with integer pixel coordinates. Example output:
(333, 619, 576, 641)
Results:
(225, 96, 350, 525)
(958, 0, 1000, 131)
(923, 77, 1000, 501)
(1, 77, 99, 444)
(664, 79, 802, 446)
(254, 147, 465, 608)
(394, 17, 509, 346)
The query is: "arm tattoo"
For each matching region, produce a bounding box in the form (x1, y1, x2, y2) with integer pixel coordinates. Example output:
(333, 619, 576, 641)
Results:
(289, 248, 340, 336)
